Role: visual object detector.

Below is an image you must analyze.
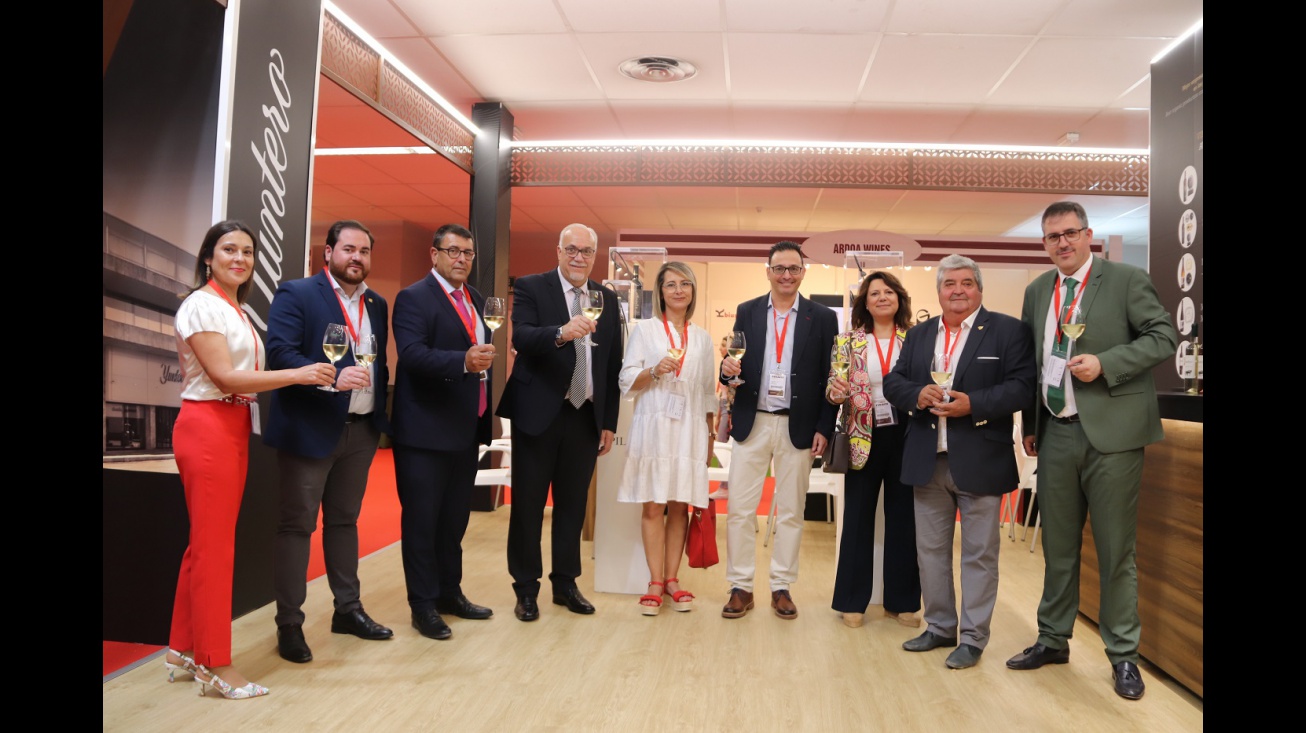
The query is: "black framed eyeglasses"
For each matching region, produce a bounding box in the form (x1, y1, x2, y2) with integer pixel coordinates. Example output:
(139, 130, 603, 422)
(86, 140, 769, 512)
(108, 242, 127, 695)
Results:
(436, 246, 476, 260)
(768, 265, 805, 276)
(1043, 227, 1086, 246)
(563, 245, 596, 259)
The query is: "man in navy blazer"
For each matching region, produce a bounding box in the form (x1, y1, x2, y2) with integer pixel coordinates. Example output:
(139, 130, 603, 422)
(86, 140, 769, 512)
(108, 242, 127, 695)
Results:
(718, 241, 838, 621)
(264, 220, 394, 664)
(883, 254, 1035, 670)
(391, 223, 498, 641)
(496, 223, 622, 622)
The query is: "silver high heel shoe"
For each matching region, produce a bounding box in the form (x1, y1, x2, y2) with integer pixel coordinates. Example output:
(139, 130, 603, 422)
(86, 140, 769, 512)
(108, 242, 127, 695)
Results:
(194, 665, 270, 700)
(163, 649, 199, 683)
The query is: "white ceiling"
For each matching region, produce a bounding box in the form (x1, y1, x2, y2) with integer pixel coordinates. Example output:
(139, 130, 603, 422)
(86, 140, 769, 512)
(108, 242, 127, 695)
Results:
(313, 0, 1203, 248)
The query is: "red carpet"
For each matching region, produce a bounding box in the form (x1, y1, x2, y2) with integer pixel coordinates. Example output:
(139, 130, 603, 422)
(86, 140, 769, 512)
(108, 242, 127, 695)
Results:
(104, 449, 770, 677)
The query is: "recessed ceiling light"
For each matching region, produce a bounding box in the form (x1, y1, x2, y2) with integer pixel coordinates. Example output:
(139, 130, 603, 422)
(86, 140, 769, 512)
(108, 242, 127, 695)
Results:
(618, 56, 697, 83)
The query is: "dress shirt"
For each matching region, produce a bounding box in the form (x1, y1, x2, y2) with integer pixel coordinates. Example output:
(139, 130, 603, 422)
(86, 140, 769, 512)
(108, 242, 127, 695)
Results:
(555, 268, 594, 402)
(932, 309, 979, 452)
(325, 269, 375, 415)
(1039, 258, 1092, 418)
(758, 295, 798, 413)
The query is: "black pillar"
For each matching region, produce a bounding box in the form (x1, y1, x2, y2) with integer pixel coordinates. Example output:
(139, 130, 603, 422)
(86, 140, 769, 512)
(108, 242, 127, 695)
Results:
(469, 102, 514, 510)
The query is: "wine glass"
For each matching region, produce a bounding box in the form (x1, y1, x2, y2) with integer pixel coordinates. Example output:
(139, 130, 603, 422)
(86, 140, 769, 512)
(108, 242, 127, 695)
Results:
(1061, 306, 1086, 356)
(353, 333, 377, 371)
(482, 297, 506, 382)
(583, 290, 604, 346)
(726, 331, 746, 386)
(320, 323, 348, 392)
(931, 352, 953, 404)
(830, 341, 851, 400)
(666, 334, 685, 382)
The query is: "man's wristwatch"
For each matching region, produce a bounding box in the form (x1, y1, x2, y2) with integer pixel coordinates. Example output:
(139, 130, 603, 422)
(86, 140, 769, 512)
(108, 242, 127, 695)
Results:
(555, 327, 564, 346)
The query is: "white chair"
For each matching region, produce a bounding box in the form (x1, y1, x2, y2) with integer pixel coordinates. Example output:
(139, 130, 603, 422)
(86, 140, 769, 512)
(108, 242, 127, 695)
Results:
(474, 443, 512, 509)
(492, 417, 512, 449)
(707, 441, 732, 498)
(1018, 456, 1041, 552)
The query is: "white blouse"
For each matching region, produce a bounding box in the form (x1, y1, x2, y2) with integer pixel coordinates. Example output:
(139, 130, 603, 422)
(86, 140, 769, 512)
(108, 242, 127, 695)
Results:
(174, 289, 262, 402)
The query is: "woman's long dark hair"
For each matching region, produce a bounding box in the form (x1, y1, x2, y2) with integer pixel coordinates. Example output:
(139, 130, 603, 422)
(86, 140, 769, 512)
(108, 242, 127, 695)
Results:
(849, 270, 911, 333)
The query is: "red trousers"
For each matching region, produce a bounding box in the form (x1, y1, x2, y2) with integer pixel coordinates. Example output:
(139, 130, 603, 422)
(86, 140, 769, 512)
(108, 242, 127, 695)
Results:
(168, 399, 251, 668)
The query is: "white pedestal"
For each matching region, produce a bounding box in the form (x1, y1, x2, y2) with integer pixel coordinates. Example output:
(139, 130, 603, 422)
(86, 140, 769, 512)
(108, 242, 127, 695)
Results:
(593, 407, 648, 595)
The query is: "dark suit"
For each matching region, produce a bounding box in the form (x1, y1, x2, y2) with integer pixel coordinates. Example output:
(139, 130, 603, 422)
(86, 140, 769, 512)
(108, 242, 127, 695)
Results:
(391, 271, 493, 612)
(496, 269, 622, 598)
(264, 269, 390, 626)
(884, 306, 1034, 648)
(1020, 256, 1176, 665)
(718, 293, 838, 592)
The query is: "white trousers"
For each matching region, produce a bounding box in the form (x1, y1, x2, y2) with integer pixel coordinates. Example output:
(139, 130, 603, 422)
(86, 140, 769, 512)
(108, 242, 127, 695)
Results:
(725, 413, 812, 593)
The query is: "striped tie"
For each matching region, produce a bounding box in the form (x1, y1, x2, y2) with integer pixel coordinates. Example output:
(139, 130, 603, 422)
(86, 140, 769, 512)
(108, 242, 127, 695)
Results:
(567, 287, 588, 409)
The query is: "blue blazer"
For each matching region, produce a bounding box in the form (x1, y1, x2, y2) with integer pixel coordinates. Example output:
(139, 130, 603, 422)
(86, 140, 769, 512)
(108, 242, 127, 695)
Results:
(719, 293, 839, 450)
(495, 270, 623, 438)
(391, 272, 494, 452)
(263, 269, 391, 459)
(882, 306, 1035, 496)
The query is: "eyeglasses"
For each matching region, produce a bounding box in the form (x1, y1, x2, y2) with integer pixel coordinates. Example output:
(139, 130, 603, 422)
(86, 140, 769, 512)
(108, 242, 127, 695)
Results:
(661, 281, 694, 291)
(1043, 227, 1087, 246)
(768, 265, 805, 276)
(563, 246, 596, 259)
(436, 246, 476, 260)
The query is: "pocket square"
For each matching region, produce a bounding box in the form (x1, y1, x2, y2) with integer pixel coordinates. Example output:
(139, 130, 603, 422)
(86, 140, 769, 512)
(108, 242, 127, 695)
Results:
(976, 356, 1000, 360)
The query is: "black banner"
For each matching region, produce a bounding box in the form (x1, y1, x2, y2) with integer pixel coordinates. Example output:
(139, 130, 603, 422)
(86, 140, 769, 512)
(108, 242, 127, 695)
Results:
(225, 0, 324, 339)
(1149, 26, 1203, 393)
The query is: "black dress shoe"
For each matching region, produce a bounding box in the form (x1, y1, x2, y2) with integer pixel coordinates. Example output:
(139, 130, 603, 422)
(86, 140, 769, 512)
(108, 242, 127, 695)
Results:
(435, 594, 494, 620)
(552, 588, 596, 615)
(411, 609, 453, 640)
(902, 630, 958, 652)
(331, 607, 394, 640)
(1006, 642, 1070, 670)
(514, 596, 540, 622)
(1112, 661, 1146, 699)
(276, 624, 312, 663)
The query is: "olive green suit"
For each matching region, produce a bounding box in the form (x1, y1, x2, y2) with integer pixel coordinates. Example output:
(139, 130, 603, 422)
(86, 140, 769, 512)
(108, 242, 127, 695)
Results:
(1020, 256, 1177, 665)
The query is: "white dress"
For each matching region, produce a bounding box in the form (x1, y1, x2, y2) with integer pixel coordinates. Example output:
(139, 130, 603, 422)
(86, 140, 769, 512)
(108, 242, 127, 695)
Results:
(615, 318, 716, 508)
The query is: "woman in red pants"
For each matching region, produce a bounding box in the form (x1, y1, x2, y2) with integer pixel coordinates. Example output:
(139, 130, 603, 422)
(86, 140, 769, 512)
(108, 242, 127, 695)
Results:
(164, 220, 336, 699)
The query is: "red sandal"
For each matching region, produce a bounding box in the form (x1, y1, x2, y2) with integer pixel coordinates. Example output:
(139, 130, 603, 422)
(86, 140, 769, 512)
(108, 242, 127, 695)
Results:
(664, 578, 695, 612)
(640, 581, 664, 616)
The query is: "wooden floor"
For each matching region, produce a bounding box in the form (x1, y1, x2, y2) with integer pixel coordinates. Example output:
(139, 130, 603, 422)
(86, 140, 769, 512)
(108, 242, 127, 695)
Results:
(103, 508, 1203, 732)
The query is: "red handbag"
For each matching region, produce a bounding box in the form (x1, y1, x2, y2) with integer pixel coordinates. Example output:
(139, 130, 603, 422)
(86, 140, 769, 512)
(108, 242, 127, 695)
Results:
(686, 501, 719, 569)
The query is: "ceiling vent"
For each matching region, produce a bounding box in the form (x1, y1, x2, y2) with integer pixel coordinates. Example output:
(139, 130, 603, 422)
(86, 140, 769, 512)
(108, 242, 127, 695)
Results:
(618, 56, 698, 83)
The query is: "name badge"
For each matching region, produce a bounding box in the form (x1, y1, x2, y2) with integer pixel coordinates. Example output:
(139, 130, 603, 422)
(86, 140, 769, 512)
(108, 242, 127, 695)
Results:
(873, 397, 898, 427)
(1043, 354, 1068, 388)
(767, 368, 787, 398)
(666, 392, 686, 421)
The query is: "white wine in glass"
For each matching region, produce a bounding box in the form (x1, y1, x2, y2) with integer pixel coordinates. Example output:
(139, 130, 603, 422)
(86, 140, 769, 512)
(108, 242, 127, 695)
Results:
(829, 341, 851, 399)
(583, 290, 604, 346)
(667, 347, 685, 359)
(353, 333, 377, 370)
(1062, 305, 1086, 344)
(320, 323, 348, 392)
(726, 331, 746, 386)
(481, 297, 506, 382)
(931, 352, 953, 403)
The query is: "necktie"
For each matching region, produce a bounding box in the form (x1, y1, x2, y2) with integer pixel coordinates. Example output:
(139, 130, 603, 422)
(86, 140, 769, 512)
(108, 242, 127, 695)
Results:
(1046, 277, 1078, 416)
(451, 289, 487, 416)
(567, 287, 588, 409)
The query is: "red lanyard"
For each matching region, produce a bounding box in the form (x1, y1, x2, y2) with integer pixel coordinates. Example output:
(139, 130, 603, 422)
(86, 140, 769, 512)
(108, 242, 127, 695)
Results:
(872, 331, 896, 376)
(940, 321, 963, 362)
(441, 285, 478, 344)
(772, 306, 793, 364)
(207, 281, 259, 370)
(661, 315, 688, 376)
(325, 267, 364, 343)
(1052, 265, 1090, 347)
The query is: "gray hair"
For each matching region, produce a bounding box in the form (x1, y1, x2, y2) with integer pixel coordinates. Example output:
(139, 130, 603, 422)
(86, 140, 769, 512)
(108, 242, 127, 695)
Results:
(559, 223, 598, 248)
(936, 254, 983, 292)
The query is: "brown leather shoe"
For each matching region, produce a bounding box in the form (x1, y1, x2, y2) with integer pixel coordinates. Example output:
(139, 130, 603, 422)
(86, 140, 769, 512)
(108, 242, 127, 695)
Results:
(721, 588, 755, 619)
(771, 589, 798, 619)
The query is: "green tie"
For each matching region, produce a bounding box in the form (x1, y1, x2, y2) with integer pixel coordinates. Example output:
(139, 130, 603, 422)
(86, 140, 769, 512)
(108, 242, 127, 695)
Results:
(1046, 277, 1078, 415)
